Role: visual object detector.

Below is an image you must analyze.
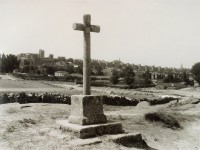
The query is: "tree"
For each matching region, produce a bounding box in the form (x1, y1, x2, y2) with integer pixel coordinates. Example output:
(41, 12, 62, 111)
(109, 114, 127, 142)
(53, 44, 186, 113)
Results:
(181, 70, 193, 85)
(93, 64, 104, 75)
(75, 66, 83, 74)
(36, 70, 41, 75)
(67, 58, 74, 63)
(66, 65, 74, 74)
(182, 70, 189, 82)
(7, 54, 20, 72)
(164, 73, 181, 83)
(123, 65, 135, 86)
(112, 60, 123, 69)
(46, 66, 56, 75)
(110, 69, 119, 84)
(0, 54, 2, 73)
(23, 66, 30, 73)
(142, 70, 152, 86)
(134, 76, 145, 87)
(74, 59, 83, 66)
(1, 54, 6, 73)
(1, 54, 20, 73)
(191, 62, 200, 85)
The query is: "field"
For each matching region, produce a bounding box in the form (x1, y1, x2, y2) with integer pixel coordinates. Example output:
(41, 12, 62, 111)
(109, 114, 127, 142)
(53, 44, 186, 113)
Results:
(0, 75, 200, 150)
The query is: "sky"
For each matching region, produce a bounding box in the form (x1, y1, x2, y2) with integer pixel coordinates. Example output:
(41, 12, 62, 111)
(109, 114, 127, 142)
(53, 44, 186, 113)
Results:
(0, 0, 200, 68)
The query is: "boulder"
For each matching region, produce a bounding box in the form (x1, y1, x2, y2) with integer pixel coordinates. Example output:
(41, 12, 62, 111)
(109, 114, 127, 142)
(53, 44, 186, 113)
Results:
(136, 101, 150, 109)
(109, 133, 151, 149)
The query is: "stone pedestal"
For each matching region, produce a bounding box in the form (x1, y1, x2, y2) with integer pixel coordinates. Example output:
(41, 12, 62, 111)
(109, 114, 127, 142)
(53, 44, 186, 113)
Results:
(68, 95, 107, 125)
(57, 120, 123, 139)
(57, 95, 123, 138)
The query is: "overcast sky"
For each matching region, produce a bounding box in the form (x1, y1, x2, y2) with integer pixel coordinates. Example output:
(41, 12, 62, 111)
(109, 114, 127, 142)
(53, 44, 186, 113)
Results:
(0, 0, 200, 68)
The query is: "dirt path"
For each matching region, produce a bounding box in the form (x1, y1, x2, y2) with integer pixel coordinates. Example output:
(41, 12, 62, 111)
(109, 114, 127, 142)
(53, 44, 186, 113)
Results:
(174, 105, 200, 150)
(0, 104, 13, 150)
(178, 120, 200, 150)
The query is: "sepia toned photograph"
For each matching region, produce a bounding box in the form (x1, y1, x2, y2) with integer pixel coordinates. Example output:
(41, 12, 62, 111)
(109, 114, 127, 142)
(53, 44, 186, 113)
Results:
(0, 0, 200, 149)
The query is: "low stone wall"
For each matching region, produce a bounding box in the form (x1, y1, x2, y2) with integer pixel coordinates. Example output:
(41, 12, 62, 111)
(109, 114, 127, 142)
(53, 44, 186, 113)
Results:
(103, 95, 139, 106)
(0, 92, 71, 104)
(148, 97, 178, 105)
(0, 92, 178, 106)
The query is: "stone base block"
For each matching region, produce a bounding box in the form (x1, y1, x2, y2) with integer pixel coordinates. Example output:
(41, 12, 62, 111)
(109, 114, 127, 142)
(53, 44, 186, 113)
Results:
(68, 114, 107, 125)
(57, 120, 124, 139)
(68, 95, 107, 125)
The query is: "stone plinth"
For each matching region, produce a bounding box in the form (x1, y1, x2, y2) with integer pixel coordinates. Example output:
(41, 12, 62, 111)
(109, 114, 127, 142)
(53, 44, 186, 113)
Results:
(57, 120, 123, 139)
(68, 95, 107, 125)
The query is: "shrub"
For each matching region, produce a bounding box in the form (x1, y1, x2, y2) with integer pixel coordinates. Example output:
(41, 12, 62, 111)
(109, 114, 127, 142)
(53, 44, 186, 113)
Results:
(19, 118, 36, 125)
(145, 112, 181, 129)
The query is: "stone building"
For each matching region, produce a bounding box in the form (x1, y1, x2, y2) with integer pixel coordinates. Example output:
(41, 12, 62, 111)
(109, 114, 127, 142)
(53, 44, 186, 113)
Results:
(49, 54, 54, 59)
(54, 71, 69, 77)
(39, 49, 45, 58)
(18, 50, 54, 71)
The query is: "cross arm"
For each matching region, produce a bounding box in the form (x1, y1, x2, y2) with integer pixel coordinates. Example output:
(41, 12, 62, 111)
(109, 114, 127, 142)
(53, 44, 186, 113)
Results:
(90, 25, 100, 33)
(73, 23, 85, 31)
(73, 23, 100, 33)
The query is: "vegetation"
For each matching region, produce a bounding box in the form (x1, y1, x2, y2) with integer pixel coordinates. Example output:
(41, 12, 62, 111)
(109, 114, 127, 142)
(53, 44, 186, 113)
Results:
(91, 61, 104, 75)
(123, 65, 135, 86)
(46, 66, 56, 75)
(145, 111, 181, 129)
(142, 70, 152, 86)
(182, 70, 194, 85)
(191, 62, 200, 85)
(163, 72, 181, 83)
(110, 69, 120, 84)
(0, 54, 20, 73)
(0, 52, 192, 89)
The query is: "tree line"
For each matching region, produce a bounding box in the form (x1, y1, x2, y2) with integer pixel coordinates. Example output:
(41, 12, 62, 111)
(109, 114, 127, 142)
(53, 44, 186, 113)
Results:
(110, 65, 152, 87)
(0, 54, 20, 73)
(2, 53, 200, 87)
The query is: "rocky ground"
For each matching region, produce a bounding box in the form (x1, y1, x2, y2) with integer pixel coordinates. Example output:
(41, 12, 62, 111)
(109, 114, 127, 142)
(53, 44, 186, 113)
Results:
(0, 74, 200, 150)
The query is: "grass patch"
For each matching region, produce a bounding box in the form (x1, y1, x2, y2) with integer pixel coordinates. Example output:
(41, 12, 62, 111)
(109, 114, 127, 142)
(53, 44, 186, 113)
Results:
(19, 118, 36, 125)
(145, 111, 181, 129)
(5, 124, 16, 132)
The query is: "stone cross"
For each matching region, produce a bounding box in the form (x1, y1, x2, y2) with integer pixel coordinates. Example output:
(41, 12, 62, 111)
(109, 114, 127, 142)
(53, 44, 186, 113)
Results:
(58, 15, 123, 138)
(73, 14, 100, 95)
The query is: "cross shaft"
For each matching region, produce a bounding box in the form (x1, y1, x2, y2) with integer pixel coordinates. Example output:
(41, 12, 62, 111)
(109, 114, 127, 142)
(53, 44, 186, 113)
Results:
(73, 14, 100, 95)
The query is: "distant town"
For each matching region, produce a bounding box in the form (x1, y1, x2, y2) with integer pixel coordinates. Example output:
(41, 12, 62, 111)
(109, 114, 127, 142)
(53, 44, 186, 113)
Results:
(0, 50, 195, 88)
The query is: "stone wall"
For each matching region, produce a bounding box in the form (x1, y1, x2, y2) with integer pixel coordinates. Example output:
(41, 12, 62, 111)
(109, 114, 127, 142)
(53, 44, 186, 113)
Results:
(0, 92, 179, 106)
